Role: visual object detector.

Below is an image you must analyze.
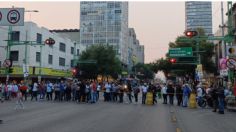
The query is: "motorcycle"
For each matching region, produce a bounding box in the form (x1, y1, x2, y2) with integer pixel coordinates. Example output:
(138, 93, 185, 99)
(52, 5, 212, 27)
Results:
(197, 94, 213, 108)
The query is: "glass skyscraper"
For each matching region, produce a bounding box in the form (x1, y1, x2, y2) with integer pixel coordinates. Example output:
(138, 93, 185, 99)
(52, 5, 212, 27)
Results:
(80, 1, 129, 64)
(185, 1, 212, 35)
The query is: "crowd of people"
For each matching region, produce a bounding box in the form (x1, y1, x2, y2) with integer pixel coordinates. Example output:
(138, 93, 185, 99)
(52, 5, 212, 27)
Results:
(0, 79, 233, 114)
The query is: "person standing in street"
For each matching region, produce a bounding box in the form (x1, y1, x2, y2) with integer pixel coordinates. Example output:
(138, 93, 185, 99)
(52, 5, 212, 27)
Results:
(218, 86, 225, 114)
(127, 82, 133, 103)
(161, 83, 168, 104)
(142, 83, 148, 104)
(211, 84, 219, 112)
(133, 84, 140, 104)
(31, 82, 38, 101)
(196, 84, 203, 105)
(167, 84, 175, 105)
(182, 84, 191, 107)
(176, 84, 183, 106)
(14, 89, 24, 110)
(46, 81, 53, 101)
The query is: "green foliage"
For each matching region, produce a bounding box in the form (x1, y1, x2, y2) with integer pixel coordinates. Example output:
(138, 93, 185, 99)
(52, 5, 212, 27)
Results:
(132, 63, 154, 80)
(78, 44, 122, 79)
(150, 28, 216, 78)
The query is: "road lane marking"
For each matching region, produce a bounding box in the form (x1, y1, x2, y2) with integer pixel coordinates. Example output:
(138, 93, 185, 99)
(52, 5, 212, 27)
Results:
(176, 128, 182, 132)
(171, 115, 177, 122)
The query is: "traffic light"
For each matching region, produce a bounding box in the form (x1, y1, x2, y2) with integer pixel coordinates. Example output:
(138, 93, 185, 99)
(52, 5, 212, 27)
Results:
(45, 38, 55, 45)
(185, 30, 198, 38)
(169, 58, 177, 63)
(72, 68, 77, 76)
(8, 68, 13, 73)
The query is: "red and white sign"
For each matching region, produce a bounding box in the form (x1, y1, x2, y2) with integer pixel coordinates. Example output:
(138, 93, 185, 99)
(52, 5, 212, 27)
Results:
(3, 59, 12, 68)
(0, 8, 24, 26)
(7, 9, 20, 24)
(226, 58, 236, 69)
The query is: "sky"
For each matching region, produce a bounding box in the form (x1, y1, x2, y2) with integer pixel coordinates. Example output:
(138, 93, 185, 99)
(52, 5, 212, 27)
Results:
(0, 1, 227, 63)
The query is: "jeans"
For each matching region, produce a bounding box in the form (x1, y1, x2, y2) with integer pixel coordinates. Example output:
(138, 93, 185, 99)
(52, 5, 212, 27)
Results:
(134, 93, 138, 103)
(91, 91, 97, 103)
(163, 94, 167, 104)
(183, 95, 189, 107)
(218, 97, 224, 112)
(142, 93, 147, 104)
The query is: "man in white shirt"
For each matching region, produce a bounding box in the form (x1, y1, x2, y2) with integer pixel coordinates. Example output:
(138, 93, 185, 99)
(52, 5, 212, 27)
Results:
(31, 82, 38, 101)
(142, 83, 148, 104)
(161, 83, 168, 104)
(197, 85, 203, 105)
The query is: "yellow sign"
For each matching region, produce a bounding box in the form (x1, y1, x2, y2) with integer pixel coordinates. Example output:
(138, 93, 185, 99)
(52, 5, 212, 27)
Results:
(0, 67, 72, 77)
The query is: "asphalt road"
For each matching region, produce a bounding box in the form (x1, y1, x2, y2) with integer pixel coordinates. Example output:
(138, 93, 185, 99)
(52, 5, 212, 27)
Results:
(1, 98, 236, 132)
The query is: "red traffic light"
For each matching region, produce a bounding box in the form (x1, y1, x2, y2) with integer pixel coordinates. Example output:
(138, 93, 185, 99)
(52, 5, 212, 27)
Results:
(185, 31, 198, 38)
(72, 68, 77, 76)
(170, 58, 177, 63)
(45, 38, 55, 45)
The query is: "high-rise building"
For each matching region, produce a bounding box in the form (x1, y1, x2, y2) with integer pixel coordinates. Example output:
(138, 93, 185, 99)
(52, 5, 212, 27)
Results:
(80, 1, 129, 65)
(185, 1, 212, 35)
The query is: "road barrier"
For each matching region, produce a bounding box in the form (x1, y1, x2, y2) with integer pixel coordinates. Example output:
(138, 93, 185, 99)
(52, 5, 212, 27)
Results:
(189, 93, 197, 108)
(146, 92, 153, 105)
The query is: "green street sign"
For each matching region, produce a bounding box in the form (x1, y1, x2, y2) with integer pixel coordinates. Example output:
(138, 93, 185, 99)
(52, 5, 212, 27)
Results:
(169, 47, 193, 57)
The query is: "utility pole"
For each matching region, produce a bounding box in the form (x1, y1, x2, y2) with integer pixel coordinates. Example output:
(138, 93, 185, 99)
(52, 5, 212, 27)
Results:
(221, 2, 226, 58)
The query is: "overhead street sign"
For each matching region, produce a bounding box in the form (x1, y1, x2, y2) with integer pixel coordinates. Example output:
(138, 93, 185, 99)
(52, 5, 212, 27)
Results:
(169, 47, 193, 57)
(0, 8, 24, 26)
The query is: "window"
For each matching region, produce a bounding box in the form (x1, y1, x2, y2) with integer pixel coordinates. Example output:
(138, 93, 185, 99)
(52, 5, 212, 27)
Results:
(36, 52, 41, 62)
(71, 47, 74, 54)
(59, 43, 66, 52)
(11, 31, 20, 41)
(115, 10, 121, 14)
(71, 60, 74, 67)
(10, 51, 19, 61)
(59, 57, 65, 66)
(36, 33, 42, 44)
(77, 49, 80, 56)
(48, 55, 53, 64)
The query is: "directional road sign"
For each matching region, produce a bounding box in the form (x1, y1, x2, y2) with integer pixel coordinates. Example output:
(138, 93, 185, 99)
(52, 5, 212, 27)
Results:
(169, 47, 193, 57)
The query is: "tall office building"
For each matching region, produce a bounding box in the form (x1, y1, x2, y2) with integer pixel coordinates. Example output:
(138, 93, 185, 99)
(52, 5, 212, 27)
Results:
(80, 1, 129, 65)
(185, 1, 213, 35)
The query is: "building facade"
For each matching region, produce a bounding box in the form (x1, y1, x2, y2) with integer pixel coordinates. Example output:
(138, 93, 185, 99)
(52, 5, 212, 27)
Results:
(128, 28, 144, 71)
(185, 1, 213, 35)
(80, 1, 129, 65)
(0, 22, 83, 79)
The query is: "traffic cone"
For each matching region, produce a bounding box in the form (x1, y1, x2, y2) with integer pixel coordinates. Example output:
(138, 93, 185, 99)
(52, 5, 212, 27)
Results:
(189, 93, 197, 108)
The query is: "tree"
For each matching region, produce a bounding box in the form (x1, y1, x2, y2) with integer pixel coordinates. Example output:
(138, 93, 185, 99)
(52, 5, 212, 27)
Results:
(132, 63, 154, 80)
(78, 44, 122, 79)
(150, 28, 216, 78)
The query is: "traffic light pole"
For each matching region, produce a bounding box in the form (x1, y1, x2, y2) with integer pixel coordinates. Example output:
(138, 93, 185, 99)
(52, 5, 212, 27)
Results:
(6, 26, 12, 82)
